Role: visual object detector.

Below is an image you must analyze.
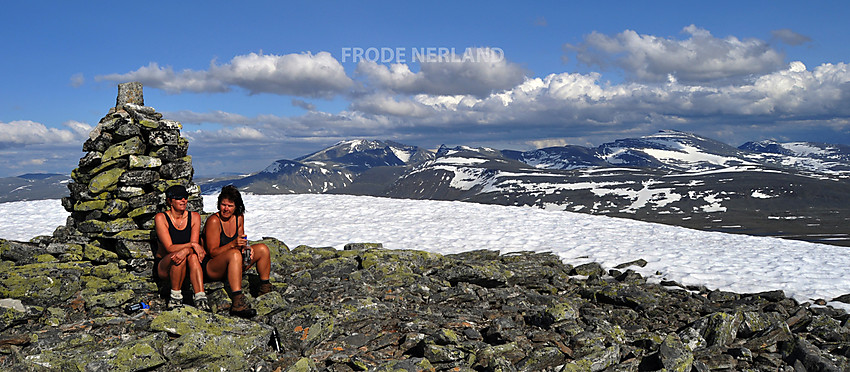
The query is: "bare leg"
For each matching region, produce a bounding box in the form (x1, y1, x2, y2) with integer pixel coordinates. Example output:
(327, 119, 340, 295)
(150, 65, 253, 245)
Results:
(205, 250, 244, 292)
(186, 254, 204, 294)
(250, 243, 271, 281)
(157, 255, 186, 291)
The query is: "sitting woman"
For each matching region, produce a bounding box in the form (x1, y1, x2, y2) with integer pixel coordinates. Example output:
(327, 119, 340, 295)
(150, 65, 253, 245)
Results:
(203, 185, 272, 318)
(154, 185, 209, 311)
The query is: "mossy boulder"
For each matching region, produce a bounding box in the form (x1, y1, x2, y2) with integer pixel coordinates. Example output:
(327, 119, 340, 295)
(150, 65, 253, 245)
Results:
(152, 307, 272, 367)
(0, 262, 88, 306)
(88, 167, 125, 194)
(102, 136, 145, 162)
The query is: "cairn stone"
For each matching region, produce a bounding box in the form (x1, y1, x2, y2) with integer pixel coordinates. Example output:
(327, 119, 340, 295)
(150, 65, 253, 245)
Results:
(58, 82, 203, 261)
(116, 81, 144, 106)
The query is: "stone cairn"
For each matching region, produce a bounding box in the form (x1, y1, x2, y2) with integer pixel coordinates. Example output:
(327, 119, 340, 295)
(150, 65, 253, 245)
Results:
(56, 82, 203, 267)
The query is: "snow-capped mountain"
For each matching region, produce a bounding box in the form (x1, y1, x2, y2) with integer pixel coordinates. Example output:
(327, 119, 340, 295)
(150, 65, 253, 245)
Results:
(740, 140, 850, 176)
(200, 140, 434, 194)
(0, 173, 70, 203)
(597, 130, 756, 171)
(502, 145, 608, 170)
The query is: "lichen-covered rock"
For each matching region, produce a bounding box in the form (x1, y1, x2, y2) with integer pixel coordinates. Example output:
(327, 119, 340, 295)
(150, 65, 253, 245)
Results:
(119, 169, 160, 186)
(128, 154, 162, 168)
(0, 262, 86, 306)
(160, 156, 194, 179)
(88, 167, 125, 194)
(102, 136, 145, 163)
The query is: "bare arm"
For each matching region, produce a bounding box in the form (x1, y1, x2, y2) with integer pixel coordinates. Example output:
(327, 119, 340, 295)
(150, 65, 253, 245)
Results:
(189, 211, 205, 261)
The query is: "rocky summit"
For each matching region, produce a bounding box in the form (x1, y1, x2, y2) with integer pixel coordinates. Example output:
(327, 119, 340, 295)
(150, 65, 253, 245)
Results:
(2, 236, 850, 371)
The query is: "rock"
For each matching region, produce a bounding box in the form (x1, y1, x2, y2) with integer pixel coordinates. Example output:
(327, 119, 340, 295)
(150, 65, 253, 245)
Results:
(102, 136, 145, 163)
(116, 81, 144, 106)
(128, 154, 162, 169)
(88, 167, 125, 194)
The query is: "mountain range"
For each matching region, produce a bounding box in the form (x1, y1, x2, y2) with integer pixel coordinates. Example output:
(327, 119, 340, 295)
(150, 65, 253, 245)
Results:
(200, 130, 850, 246)
(8, 130, 850, 246)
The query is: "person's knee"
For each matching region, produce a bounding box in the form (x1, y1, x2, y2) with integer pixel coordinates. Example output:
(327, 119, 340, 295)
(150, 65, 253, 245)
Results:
(253, 243, 270, 259)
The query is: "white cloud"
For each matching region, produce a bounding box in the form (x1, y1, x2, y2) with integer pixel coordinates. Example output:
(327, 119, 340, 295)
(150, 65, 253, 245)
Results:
(97, 52, 354, 98)
(0, 120, 82, 147)
(63, 120, 93, 137)
(565, 25, 785, 84)
(357, 47, 528, 97)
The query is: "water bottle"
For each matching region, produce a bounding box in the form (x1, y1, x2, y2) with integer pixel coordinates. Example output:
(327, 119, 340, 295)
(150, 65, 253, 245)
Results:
(125, 301, 149, 313)
(242, 236, 251, 266)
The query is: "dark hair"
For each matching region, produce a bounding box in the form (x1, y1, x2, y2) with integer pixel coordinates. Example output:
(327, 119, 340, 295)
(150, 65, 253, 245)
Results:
(165, 185, 189, 200)
(218, 185, 246, 216)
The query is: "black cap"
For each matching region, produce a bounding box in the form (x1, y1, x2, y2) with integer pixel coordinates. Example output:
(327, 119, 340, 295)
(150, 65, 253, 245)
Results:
(165, 185, 189, 199)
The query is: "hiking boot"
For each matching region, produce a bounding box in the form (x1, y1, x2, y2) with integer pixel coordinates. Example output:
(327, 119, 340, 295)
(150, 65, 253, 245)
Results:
(229, 293, 257, 318)
(257, 282, 273, 297)
(167, 297, 184, 310)
(194, 298, 211, 312)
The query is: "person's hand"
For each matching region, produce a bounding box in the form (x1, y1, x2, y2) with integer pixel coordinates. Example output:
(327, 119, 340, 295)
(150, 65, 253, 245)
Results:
(236, 236, 248, 248)
(192, 243, 205, 261)
(171, 249, 187, 266)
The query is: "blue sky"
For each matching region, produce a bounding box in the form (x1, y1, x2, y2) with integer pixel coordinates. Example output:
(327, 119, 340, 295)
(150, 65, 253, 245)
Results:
(2, 1, 849, 177)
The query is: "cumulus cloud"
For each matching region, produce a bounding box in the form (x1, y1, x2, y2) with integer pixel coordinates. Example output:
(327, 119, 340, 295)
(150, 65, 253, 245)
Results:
(63, 120, 93, 137)
(0, 120, 83, 148)
(97, 52, 354, 98)
(565, 25, 785, 84)
(357, 47, 528, 97)
(772, 29, 812, 46)
(174, 58, 850, 158)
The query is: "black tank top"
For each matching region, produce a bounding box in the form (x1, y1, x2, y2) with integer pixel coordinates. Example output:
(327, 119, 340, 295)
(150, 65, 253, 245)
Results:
(165, 211, 192, 244)
(218, 213, 240, 246)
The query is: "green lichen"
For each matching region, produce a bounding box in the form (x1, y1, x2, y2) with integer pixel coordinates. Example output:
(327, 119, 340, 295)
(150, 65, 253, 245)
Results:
(35, 254, 57, 263)
(84, 289, 134, 309)
(102, 136, 145, 162)
(102, 199, 130, 218)
(74, 199, 107, 212)
(89, 158, 123, 175)
(138, 119, 159, 129)
(84, 243, 118, 262)
(285, 357, 317, 372)
(128, 204, 158, 218)
(103, 218, 137, 233)
(88, 167, 125, 194)
(113, 229, 153, 241)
